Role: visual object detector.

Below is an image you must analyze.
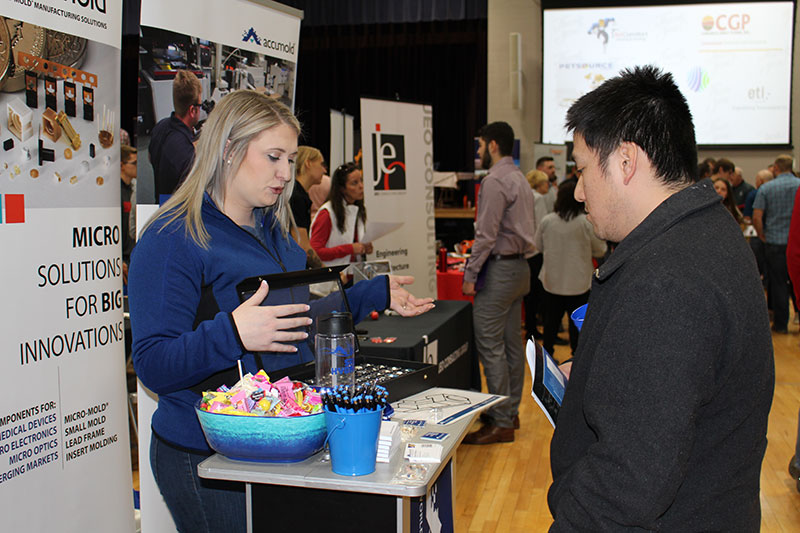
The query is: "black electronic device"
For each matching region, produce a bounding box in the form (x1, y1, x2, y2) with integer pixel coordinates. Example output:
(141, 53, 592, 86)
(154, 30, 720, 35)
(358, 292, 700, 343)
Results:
(236, 264, 357, 359)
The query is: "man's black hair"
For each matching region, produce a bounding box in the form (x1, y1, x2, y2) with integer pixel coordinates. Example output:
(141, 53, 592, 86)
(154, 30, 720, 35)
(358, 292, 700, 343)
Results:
(713, 158, 734, 174)
(565, 65, 698, 185)
(536, 156, 554, 168)
(478, 121, 514, 157)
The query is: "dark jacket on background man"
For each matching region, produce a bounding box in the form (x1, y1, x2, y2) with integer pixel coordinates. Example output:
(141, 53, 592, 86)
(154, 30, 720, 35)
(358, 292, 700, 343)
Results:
(149, 112, 196, 198)
(548, 179, 773, 531)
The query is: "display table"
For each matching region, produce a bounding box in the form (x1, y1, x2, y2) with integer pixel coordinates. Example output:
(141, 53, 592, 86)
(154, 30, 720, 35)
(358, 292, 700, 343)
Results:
(198, 387, 501, 532)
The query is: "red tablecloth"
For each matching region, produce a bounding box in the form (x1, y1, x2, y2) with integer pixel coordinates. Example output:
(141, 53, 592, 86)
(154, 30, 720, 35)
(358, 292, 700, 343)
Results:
(436, 269, 473, 303)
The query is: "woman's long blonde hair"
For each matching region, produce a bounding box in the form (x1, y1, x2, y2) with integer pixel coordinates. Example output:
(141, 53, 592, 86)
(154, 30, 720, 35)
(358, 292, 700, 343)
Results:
(143, 90, 301, 248)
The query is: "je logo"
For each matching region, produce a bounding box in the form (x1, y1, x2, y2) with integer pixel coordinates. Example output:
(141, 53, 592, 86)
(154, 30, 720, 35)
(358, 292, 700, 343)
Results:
(242, 27, 262, 45)
(371, 123, 406, 191)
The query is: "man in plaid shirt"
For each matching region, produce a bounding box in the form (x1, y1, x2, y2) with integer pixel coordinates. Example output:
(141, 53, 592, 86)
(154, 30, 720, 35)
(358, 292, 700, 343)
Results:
(753, 154, 800, 333)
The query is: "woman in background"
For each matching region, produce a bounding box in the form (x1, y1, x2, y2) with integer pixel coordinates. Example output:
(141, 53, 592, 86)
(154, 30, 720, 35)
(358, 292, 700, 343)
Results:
(310, 162, 373, 269)
(523, 169, 551, 340)
(713, 177, 744, 225)
(290, 146, 325, 267)
(535, 181, 606, 356)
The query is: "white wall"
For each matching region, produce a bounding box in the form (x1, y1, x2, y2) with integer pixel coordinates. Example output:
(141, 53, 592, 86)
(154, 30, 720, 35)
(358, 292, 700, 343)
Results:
(488, 0, 800, 184)
(487, 0, 543, 175)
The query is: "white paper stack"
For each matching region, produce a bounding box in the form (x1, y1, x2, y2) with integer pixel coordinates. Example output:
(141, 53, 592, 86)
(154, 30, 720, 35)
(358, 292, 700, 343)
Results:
(403, 442, 443, 463)
(376, 420, 401, 463)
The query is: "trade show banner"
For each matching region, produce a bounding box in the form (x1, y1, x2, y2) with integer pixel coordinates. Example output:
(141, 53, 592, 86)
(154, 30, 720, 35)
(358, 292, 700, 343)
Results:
(0, 2, 134, 532)
(360, 98, 436, 298)
(137, 1, 303, 530)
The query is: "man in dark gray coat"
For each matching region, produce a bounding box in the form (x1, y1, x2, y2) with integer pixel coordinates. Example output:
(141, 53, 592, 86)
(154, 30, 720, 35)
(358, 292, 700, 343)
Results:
(548, 65, 774, 531)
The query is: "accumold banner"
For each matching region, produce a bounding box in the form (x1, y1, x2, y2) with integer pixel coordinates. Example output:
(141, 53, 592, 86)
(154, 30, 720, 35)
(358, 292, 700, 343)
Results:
(136, 0, 303, 530)
(0, 1, 134, 531)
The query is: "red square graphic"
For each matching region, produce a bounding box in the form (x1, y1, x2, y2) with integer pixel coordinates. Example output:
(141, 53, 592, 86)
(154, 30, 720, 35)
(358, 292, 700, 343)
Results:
(6, 194, 25, 223)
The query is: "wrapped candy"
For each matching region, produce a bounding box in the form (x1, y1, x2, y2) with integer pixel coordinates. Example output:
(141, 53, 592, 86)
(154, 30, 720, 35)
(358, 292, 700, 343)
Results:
(199, 370, 322, 417)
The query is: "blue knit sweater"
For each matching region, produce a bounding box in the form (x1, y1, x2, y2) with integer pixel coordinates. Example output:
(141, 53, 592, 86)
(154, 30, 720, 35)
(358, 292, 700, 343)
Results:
(129, 194, 389, 451)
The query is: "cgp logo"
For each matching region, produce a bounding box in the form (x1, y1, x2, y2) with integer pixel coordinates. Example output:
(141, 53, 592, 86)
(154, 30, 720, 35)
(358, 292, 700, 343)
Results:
(371, 124, 406, 191)
(702, 14, 750, 32)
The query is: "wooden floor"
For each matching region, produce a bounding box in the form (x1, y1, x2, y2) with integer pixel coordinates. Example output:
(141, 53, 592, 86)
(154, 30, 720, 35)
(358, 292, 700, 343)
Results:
(454, 321, 800, 532)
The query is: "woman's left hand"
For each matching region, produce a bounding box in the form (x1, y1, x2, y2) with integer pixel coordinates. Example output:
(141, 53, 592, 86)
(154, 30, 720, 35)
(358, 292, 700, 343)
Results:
(388, 275, 435, 317)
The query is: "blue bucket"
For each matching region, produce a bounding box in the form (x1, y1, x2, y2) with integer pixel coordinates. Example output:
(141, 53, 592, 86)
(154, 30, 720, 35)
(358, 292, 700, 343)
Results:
(571, 304, 588, 331)
(324, 409, 381, 476)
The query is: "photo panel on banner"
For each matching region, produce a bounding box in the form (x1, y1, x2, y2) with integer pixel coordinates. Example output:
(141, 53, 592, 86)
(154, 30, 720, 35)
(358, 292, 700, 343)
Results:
(360, 97, 436, 298)
(138, 0, 301, 204)
(0, 1, 134, 532)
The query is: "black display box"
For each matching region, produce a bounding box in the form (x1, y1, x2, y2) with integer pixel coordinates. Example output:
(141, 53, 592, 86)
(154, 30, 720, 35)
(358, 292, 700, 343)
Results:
(268, 356, 437, 403)
(354, 299, 478, 391)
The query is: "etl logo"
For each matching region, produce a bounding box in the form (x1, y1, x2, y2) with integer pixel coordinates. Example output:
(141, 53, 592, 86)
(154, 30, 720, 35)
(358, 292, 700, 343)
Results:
(0, 194, 25, 223)
(702, 14, 750, 31)
(371, 124, 406, 191)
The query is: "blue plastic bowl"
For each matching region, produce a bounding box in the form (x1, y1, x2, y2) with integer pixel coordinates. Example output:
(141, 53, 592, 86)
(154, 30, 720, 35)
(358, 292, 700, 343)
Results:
(195, 400, 326, 463)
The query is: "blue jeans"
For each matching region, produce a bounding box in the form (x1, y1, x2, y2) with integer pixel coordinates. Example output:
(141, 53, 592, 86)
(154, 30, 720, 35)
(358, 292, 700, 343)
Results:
(150, 433, 246, 533)
(765, 243, 790, 330)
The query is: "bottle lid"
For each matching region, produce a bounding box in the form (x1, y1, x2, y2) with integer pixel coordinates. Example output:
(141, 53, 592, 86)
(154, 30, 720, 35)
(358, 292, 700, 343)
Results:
(317, 311, 353, 335)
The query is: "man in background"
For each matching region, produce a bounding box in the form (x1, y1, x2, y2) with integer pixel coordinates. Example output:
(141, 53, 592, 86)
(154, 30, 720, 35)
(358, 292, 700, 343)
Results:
(537, 156, 557, 213)
(462, 121, 535, 444)
(753, 154, 800, 333)
(121, 145, 137, 284)
(548, 66, 773, 530)
(744, 169, 775, 290)
(712, 157, 735, 182)
(149, 70, 202, 199)
(731, 166, 755, 210)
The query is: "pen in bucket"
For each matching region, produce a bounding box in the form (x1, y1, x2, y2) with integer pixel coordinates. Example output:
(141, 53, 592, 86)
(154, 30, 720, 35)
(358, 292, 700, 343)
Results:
(321, 384, 389, 413)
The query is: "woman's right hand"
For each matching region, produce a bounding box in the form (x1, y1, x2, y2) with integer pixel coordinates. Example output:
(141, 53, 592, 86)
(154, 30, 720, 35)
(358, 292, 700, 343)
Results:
(231, 281, 312, 352)
(352, 242, 372, 255)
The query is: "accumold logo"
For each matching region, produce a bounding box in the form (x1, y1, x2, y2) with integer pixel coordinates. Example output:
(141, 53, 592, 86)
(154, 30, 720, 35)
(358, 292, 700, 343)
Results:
(241, 27, 296, 56)
(0, 194, 25, 223)
(242, 27, 262, 45)
(371, 124, 406, 191)
(687, 67, 711, 92)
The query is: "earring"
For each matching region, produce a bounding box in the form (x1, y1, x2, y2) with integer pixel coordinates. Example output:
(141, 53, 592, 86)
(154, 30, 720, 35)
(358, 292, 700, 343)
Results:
(226, 159, 232, 165)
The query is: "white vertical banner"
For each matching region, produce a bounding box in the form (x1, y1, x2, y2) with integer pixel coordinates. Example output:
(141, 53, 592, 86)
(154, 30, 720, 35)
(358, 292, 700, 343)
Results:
(329, 109, 354, 173)
(360, 98, 436, 298)
(0, 2, 134, 532)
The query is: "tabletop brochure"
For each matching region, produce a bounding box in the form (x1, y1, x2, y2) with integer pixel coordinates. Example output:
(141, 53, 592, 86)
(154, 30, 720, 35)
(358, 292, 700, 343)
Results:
(525, 339, 567, 428)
